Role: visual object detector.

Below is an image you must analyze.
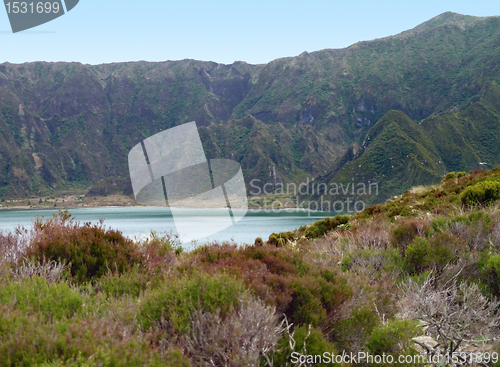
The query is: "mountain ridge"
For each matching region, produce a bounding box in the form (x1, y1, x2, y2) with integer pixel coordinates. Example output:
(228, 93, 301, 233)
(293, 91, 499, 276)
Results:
(1, 12, 500, 201)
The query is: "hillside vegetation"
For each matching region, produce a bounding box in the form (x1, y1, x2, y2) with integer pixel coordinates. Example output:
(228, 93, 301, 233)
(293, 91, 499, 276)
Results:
(2, 166, 500, 366)
(1, 12, 500, 201)
(311, 85, 500, 204)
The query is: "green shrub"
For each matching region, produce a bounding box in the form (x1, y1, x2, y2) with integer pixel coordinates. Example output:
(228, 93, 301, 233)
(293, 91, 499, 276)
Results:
(457, 171, 467, 178)
(254, 237, 263, 246)
(330, 214, 350, 226)
(404, 235, 456, 275)
(404, 237, 431, 274)
(272, 326, 338, 367)
(387, 205, 412, 217)
(268, 233, 278, 246)
(0, 308, 179, 367)
(138, 273, 246, 334)
(289, 272, 351, 327)
(429, 233, 458, 268)
(460, 180, 500, 207)
(44, 349, 189, 367)
(445, 172, 457, 180)
(304, 215, 349, 239)
(97, 266, 150, 298)
(431, 218, 448, 234)
(468, 211, 492, 228)
(482, 254, 500, 297)
(492, 342, 500, 367)
(332, 307, 380, 353)
(0, 277, 83, 320)
(366, 319, 420, 366)
(423, 196, 438, 209)
(190, 245, 351, 334)
(289, 277, 327, 326)
(304, 223, 326, 238)
(24, 212, 142, 284)
(268, 231, 296, 246)
(392, 221, 424, 250)
(363, 204, 383, 216)
(450, 211, 492, 231)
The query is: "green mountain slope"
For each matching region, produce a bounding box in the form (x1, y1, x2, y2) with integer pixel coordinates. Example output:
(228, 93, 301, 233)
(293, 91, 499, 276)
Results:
(310, 110, 443, 205)
(233, 13, 500, 131)
(312, 84, 500, 205)
(0, 12, 500, 199)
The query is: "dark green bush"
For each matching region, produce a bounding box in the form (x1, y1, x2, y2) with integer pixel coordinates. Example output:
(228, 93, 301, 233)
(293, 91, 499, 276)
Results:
(268, 231, 295, 246)
(363, 204, 383, 216)
(268, 233, 278, 246)
(404, 235, 456, 274)
(445, 172, 457, 180)
(460, 180, 500, 207)
(330, 215, 350, 228)
(392, 220, 425, 250)
(304, 215, 349, 239)
(404, 237, 431, 274)
(254, 237, 263, 246)
(289, 277, 327, 326)
(429, 233, 458, 267)
(289, 272, 351, 327)
(387, 204, 413, 217)
(332, 306, 380, 353)
(481, 254, 500, 297)
(24, 212, 142, 284)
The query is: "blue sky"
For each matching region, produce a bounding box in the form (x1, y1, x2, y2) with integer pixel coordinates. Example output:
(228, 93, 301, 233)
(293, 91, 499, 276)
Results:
(1, 0, 499, 65)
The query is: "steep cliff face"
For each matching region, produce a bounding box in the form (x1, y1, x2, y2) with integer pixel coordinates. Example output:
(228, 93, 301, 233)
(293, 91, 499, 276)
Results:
(309, 85, 500, 205)
(1, 12, 500, 200)
(0, 61, 266, 197)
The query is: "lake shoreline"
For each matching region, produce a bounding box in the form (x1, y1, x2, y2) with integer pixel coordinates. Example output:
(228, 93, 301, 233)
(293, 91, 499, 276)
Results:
(0, 194, 318, 212)
(0, 207, 334, 245)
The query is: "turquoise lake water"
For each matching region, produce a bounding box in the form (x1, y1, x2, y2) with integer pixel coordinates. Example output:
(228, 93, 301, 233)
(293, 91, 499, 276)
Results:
(0, 207, 334, 249)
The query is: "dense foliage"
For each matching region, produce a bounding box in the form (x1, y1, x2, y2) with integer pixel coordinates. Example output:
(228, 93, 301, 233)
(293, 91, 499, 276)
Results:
(2, 167, 500, 366)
